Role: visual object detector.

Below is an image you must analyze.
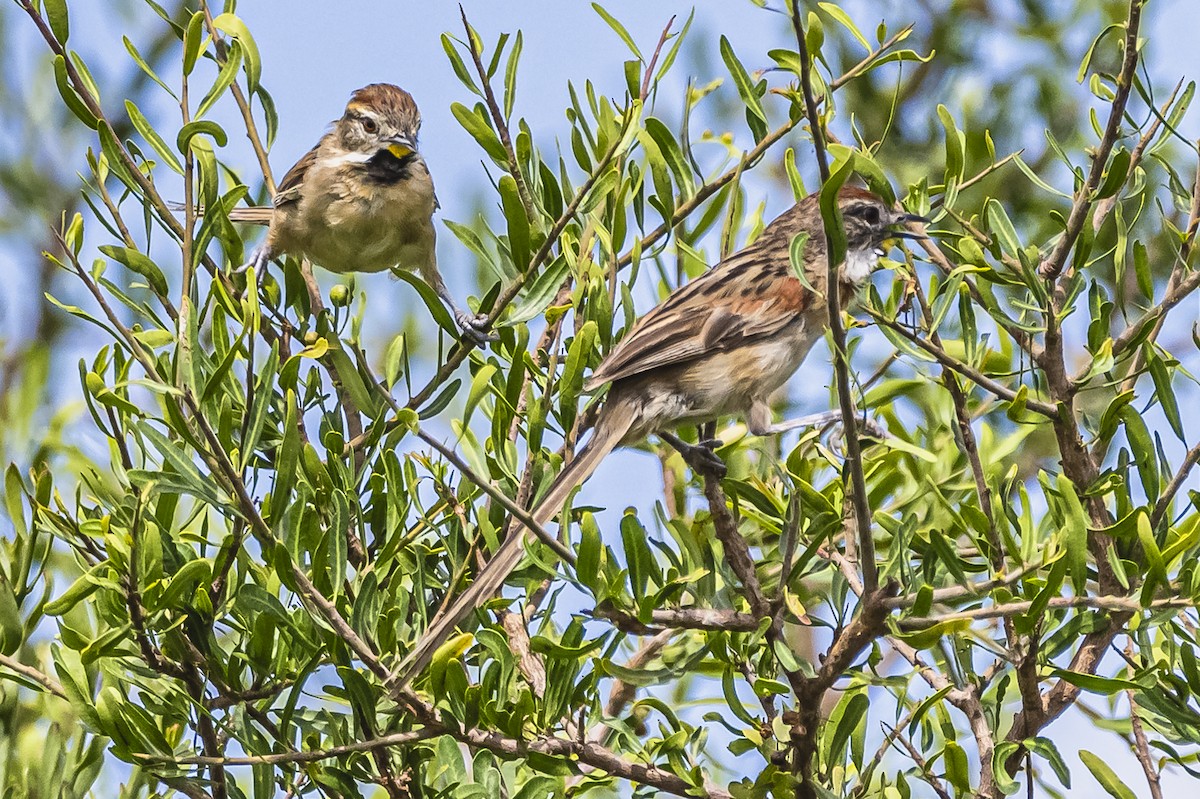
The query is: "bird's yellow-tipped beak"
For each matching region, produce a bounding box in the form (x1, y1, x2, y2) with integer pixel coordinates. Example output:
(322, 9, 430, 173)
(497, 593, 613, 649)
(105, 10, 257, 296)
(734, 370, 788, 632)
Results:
(385, 137, 415, 160)
(387, 143, 413, 159)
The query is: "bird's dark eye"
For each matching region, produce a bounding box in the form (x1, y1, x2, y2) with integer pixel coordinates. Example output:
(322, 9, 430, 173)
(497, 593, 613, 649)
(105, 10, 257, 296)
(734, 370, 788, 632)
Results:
(361, 117, 378, 134)
(858, 205, 881, 226)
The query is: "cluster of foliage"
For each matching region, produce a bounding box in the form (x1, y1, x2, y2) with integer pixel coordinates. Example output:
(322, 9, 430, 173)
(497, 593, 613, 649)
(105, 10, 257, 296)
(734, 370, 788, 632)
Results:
(0, 0, 1197, 798)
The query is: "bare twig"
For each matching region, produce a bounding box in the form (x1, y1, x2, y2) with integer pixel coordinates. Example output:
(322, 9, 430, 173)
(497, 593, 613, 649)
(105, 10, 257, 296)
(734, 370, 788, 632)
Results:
(1151, 442, 1200, 529)
(899, 595, 1195, 627)
(864, 308, 1057, 417)
(0, 653, 67, 698)
(791, 2, 876, 595)
(460, 5, 535, 221)
(1038, 0, 1144, 281)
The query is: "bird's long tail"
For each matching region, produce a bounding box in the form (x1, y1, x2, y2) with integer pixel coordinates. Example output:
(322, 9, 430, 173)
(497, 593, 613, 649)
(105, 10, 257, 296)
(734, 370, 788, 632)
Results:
(167, 201, 273, 225)
(390, 398, 637, 689)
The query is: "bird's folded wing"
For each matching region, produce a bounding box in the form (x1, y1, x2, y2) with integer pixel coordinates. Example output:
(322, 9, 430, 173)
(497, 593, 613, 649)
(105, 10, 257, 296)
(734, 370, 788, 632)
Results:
(584, 263, 809, 390)
(272, 145, 318, 208)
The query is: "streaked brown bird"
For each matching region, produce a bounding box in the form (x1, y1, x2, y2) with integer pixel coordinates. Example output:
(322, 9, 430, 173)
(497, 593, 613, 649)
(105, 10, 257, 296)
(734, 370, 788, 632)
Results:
(221, 83, 490, 341)
(392, 186, 927, 685)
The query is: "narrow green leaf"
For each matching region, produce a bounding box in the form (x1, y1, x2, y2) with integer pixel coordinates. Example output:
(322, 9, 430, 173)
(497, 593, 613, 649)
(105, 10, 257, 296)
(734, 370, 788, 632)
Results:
(125, 100, 182, 174)
(986, 199, 1021, 256)
(196, 41, 243, 119)
(463, 363, 498, 427)
(450, 102, 507, 162)
(936, 104, 964, 181)
(499, 175, 531, 270)
(719, 36, 766, 123)
(53, 55, 97, 129)
(98, 246, 169, 298)
(1147, 351, 1184, 442)
(818, 3, 870, 49)
(123, 36, 176, 99)
(592, 4, 643, 60)
(503, 30, 522, 118)
(177, 120, 228, 153)
(1094, 148, 1131, 199)
(1079, 750, 1138, 799)
(507, 255, 571, 324)
(182, 11, 205, 76)
(211, 13, 262, 92)
(1056, 474, 1090, 595)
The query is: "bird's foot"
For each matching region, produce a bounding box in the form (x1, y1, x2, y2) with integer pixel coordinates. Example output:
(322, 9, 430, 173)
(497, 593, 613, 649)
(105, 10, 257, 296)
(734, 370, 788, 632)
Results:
(663, 433, 727, 479)
(235, 245, 271, 276)
(828, 417, 890, 451)
(455, 309, 497, 345)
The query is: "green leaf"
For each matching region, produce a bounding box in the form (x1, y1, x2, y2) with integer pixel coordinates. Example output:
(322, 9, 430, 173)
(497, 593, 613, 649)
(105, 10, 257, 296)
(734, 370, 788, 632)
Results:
(507, 255, 571, 325)
(43, 564, 107, 616)
(1132, 240, 1152, 299)
(936, 104, 964, 182)
(124, 36, 175, 99)
(503, 30, 522, 118)
(499, 175, 531, 269)
(1079, 750, 1138, 799)
(125, 100, 182, 175)
(818, 3, 869, 49)
(182, 11, 205, 76)
(323, 344, 381, 419)
(987, 199, 1022, 257)
(177, 120, 228, 153)
(719, 36, 766, 123)
(463, 363, 498, 427)
(1052, 670, 1142, 695)
(392, 269, 457, 336)
(441, 34, 480, 96)
(818, 156, 854, 266)
(1136, 511, 1167, 593)
(98, 246, 169, 298)
(1094, 148, 1131, 199)
(591, 4, 643, 60)
(1056, 474, 1090, 596)
(1147, 351, 1184, 442)
(559, 321, 598, 428)
(53, 55, 97, 129)
(44, 0, 70, 43)
(195, 40, 243, 119)
(827, 693, 868, 764)
(211, 13, 262, 93)
(450, 102, 507, 162)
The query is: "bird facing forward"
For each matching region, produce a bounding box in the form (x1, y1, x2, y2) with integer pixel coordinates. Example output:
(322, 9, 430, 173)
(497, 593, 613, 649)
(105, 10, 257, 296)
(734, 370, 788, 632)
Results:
(392, 186, 927, 686)
(225, 83, 490, 341)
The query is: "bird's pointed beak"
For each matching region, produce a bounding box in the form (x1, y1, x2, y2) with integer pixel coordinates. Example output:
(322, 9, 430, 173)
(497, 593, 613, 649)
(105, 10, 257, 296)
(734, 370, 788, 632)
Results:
(384, 135, 416, 160)
(889, 212, 931, 240)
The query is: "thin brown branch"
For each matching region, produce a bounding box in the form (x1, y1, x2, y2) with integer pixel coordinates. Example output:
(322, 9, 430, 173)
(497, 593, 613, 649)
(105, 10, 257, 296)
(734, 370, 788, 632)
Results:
(1038, 0, 1144, 281)
(0, 653, 67, 698)
(865, 308, 1057, 417)
(413, 429, 575, 564)
(460, 6, 536, 221)
(791, 3, 876, 597)
(1151, 442, 1200, 528)
(1125, 639, 1164, 799)
(900, 595, 1194, 627)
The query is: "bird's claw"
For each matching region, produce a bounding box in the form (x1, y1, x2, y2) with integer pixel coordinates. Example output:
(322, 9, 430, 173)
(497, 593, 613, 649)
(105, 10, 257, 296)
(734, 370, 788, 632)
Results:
(678, 438, 727, 479)
(828, 417, 890, 450)
(235, 245, 270, 276)
(456, 310, 497, 345)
